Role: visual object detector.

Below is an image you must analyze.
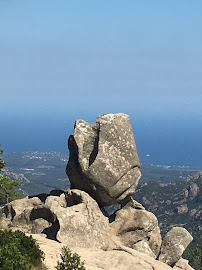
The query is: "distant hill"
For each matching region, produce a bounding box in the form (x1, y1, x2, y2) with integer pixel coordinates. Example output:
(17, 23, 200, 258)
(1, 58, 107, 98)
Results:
(133, 174, 202, 249)
(3, 151, 70, 195)
(3, 151, 201, 195)
(2, 151, 202, 249)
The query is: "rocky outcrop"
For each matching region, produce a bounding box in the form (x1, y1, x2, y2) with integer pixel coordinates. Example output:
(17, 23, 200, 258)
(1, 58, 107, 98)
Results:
(158, 227, 193, 266)
(2, 170, 30, 183)
(0, 189, 194, 269)
(0, 113, 195, 270)
(66, 113, 141, 206)
(110, 199, 162, 258)
(0, 189, 113, 249)
(29, 234, 195, 270)
(187, 182, 200, 199)
(173, 258, 195, 270)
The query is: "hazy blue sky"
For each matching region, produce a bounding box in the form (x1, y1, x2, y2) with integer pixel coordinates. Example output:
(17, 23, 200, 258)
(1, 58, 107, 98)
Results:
(0, 1, 202, 165)
(1, 0, 201, 117)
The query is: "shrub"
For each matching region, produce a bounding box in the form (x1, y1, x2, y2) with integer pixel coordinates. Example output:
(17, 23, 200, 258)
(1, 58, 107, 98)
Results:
(0, 229, 44, 270)
(186, 242, 202, 270)
(56, 246, 86, 270)
(0, 145, 20, 204)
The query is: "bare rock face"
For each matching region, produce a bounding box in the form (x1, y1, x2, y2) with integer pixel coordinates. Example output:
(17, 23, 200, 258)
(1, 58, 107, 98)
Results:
(188, 182, 200, 199)
(158, 227, 193, 266)
(0, 197, 42, 229)
(66, 113, 141, 206)
(173, 258, 195, 270)
(0, 193, 194, 270)
(0, 190, 113, 249)
(51, 189, 113, 249)
(31, 234, 174, 270)
(110, 200, 162, 258)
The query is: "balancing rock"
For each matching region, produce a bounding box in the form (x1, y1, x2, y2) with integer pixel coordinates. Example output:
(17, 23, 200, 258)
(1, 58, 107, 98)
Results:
(66, 113, 141, 206)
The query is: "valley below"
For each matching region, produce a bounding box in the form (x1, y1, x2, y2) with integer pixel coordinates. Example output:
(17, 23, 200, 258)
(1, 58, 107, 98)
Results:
(2, 151, 202, 250)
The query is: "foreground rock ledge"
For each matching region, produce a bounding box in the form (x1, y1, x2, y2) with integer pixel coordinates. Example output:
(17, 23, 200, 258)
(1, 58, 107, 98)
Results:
(66, 113, 141, 206)
(0, 189, 114, 249)
(30, 234, 195, 270)
(0, 189, 194, 269)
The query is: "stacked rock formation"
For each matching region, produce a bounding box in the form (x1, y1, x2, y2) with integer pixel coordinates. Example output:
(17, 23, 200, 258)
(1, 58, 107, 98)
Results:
(67, 113, 141, 206)
(0, 113, 194, 270)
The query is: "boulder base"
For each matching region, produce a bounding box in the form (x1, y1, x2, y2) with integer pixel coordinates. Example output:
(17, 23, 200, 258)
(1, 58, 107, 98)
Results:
(110, 200, 162, 258)
(158, 227, 193, 266)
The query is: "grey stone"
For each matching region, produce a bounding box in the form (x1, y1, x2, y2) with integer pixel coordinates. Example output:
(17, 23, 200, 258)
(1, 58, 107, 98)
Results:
(132, 240, 156, 258)
(158, 227, 193, 266)
(0, 190, 194, 266)
(110, 201, 162, 258)
(66, 113, 141, 206)
(173, 258, 195, 270)
(31, 234, 175, 270)
(0, 189, 114, 249)
(46, 189, 114, 249)
(121, 197, 145, 210)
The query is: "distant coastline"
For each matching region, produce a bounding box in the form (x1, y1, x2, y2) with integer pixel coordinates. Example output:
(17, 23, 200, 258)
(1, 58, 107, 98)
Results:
(1, 113, 202, 168)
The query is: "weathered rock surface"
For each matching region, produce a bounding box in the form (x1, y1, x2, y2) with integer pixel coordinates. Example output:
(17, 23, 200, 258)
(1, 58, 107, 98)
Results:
(158, 227, 193, 266)
(0, 189, 113, 249)
(188, 182, 200, 199)
(0, 197, 42, 229)
(30, 234, 187, 270)
(110, 200, 162, 258)
(66, 113, 141, 206)
(0, 191, 194, 270)
(173, 258, 195, 270)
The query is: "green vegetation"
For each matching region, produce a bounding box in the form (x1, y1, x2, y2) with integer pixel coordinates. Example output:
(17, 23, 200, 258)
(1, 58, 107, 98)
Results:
(140, 163, 201, 183)
(3, 151, 69, 193)
(56, 246, 86, 270)
(0, 229, 45, 270)
(3, 151, 201, 196)
(0, 145, 20, 204)
(186, 242, 202, 270)
(133, 178, 202, 249)
(0, 146, 6, 171)
(0, 175, 20, 204)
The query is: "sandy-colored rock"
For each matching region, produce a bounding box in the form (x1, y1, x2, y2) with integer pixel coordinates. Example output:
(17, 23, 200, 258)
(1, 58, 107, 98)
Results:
(0, 197, 42, 229)
(66, 113, 141, 206)
(31, 234, 173, 270)
(110, 202, 162, 258)
(132, 240, 156, 258)
(0, 190, 114, 249)
(176, 205, 188, 214)
(159, 227, 193, 266)
(46, 189, 114, 249)
(188, 182, 200, 199)
(173, 258, 195, 270)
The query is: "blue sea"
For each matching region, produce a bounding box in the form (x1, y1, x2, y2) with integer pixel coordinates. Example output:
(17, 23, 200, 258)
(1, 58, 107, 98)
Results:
(1, 111, 202, 168)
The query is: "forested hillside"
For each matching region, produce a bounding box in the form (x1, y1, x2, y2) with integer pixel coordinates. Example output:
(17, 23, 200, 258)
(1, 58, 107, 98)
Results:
(134, 174, 202, 249)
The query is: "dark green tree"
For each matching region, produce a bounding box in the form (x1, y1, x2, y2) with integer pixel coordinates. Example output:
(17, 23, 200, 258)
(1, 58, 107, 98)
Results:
(0, 229, 45, 270)
(0, 145, 20, 204)
(186, 242, 202, 270)
(0, 146, 6, 172)
(56, 246, 86, 270)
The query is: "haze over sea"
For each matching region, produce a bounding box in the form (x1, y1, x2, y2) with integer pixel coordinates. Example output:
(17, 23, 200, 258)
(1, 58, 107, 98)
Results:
(0, 1, 202, 168)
